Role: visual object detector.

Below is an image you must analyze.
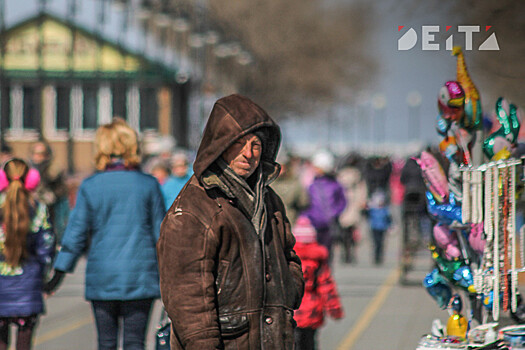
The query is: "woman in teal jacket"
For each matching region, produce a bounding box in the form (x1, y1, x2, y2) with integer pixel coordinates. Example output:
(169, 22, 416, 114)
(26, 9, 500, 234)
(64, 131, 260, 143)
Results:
(47, 118, 165, 350)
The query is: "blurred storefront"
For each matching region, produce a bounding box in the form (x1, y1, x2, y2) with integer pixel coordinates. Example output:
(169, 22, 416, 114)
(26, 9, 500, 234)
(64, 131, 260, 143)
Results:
(0, 12, 189, 174)
(0, 0, 256, 175)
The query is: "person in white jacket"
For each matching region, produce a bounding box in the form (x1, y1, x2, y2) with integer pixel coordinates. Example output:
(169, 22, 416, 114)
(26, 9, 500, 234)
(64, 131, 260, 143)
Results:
(337, 155, 368, 264)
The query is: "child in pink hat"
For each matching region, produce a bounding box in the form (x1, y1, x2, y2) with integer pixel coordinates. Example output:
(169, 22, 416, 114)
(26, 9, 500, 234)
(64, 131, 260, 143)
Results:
(292, 215, 344, 350)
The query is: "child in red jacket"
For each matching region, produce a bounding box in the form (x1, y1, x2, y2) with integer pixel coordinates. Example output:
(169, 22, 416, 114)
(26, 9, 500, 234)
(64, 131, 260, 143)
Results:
(293, 215, 344, 350)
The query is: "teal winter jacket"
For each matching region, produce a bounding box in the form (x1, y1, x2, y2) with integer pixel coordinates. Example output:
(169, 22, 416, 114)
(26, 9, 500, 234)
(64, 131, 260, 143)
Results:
(54, 170, 165, 301)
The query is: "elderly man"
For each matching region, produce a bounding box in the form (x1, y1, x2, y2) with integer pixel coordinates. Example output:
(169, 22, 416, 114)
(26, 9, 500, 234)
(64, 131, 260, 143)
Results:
(157, 94, 304, 349)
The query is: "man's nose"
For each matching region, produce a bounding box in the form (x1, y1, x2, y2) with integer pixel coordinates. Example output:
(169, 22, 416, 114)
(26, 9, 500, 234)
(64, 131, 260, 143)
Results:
(242, 143, 253, 158)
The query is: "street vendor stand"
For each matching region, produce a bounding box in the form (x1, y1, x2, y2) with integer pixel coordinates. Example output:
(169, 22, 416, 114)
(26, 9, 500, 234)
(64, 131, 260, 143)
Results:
(414, 47, 525, 350)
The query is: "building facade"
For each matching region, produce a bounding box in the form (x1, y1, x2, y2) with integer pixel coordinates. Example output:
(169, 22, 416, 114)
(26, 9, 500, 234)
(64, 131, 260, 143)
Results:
(0, 13, 189, 174)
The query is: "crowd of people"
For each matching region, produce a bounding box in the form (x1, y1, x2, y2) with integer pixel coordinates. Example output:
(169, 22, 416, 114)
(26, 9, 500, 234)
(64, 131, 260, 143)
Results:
(0, 94, 433, 350)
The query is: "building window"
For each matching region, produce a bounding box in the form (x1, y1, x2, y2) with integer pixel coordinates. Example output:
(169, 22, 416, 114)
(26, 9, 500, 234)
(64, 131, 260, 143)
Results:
(23, 86, 39, 130)
(140, 87, 158, 130)
(0, 85, 10, 130)
(56, 86, 70, 130)
(83, 86, 98, 129)
(112, 83, 127, 120)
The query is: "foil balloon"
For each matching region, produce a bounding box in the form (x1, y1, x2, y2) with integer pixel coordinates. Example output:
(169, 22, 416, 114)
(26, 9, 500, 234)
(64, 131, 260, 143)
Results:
(438, 81, 465, 122)
(449, 294, 463, 313)
(454, 127, 474, 165)
(430, 246, 475, 293)
(423, 268, 452, 309)
(447, 294, 468, 340)
(437, 114, 451, 136)
(483, 97, 521, 160)
(426, 192, 462, 225)
(439, 136, 459, 163)
(415, 151, 449, 203)
(483, 289, 494, 309)
(433, 224, 461, 260)
(468, 223, 485, 254)
(452, 266, 475, 291)
(495, 98, 520, 142)
(452, 46, 482, 130)
(447, 163, 463, 204)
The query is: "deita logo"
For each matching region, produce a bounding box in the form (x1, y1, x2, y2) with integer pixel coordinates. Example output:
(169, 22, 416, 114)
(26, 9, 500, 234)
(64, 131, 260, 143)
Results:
(397, 26, 499, 51)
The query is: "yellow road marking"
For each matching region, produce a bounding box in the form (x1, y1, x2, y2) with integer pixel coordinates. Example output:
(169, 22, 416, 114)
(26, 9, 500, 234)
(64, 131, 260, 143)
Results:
(34, 315, 93, 346)
(337, 267, 401, 350)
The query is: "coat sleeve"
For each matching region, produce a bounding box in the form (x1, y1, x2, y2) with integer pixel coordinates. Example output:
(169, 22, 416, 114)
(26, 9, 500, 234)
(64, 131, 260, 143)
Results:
(317, 262, 344, 320)
(284, 216, 305, 310)
(334, 182, 348, 217)
(150, 181, 166, 240)
(34, 204, 56, 269)
(272, 188, 305, 310)
(53, 184, 91, 273)
(157, 209, 222, 349)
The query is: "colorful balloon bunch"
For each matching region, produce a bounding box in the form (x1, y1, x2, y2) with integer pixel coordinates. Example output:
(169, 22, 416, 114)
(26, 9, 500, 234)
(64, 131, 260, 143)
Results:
(423, 46, 525, 318)
(422, 47, 484, 306)
(415, 151, 475, 297)
(436, 46, 483, 168)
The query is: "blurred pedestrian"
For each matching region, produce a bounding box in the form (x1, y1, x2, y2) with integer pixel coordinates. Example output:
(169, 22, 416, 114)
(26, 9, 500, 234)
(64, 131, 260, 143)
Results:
(0, 158, 55, 350)
(272, 152, 310, 226)
(45, 118, 165, 350)
(157, 94, 304, 349)
(337, 154, 367, 264)
(161, 151, 193, 210)
(365, 190, 392, 265)
(400, 156, 429, 238)
(150, 160, 171, 186)
(304, 150, 347, 262)
(364, 156, 392, 202)
(389, 158, 406, 208)
(293, 215, 344, 350)
(30, 140, 70, 245)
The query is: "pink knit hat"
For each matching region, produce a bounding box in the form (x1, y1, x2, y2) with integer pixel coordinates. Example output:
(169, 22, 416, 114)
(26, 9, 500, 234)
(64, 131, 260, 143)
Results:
(293, 215, 317, 243)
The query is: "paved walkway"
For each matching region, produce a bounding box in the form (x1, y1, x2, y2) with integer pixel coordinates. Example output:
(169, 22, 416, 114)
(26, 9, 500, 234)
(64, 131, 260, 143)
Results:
(27, 212, 519, 350)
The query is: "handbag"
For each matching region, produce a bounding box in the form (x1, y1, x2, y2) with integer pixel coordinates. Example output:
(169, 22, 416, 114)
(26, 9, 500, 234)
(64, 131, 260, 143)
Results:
(156, 309, 171, 350)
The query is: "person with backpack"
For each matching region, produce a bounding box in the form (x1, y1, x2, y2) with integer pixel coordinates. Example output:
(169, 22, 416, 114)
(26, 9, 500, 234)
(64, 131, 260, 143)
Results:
(293, 215, 344, 350)
(0, 158, 55, 350)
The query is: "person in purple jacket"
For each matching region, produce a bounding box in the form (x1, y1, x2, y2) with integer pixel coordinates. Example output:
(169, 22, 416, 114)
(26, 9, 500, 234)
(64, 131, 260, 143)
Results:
(0, 158, 55, 350)
(304, 150, 347, 263)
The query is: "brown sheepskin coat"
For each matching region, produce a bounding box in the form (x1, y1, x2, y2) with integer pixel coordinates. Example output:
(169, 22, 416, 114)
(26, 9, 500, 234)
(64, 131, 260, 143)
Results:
(157, 94, 304, 349)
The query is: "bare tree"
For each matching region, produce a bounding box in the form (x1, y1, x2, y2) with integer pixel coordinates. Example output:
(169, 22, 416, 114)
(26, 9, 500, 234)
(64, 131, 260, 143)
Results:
(394, 1, 525, 113)
(204, 0, 378, 114)
(452, 1, 525, 112)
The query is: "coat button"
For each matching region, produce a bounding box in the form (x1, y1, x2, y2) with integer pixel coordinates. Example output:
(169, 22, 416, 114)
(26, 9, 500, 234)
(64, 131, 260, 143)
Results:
(265, 273, 271, 281)
(265, 317, 273, 325)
